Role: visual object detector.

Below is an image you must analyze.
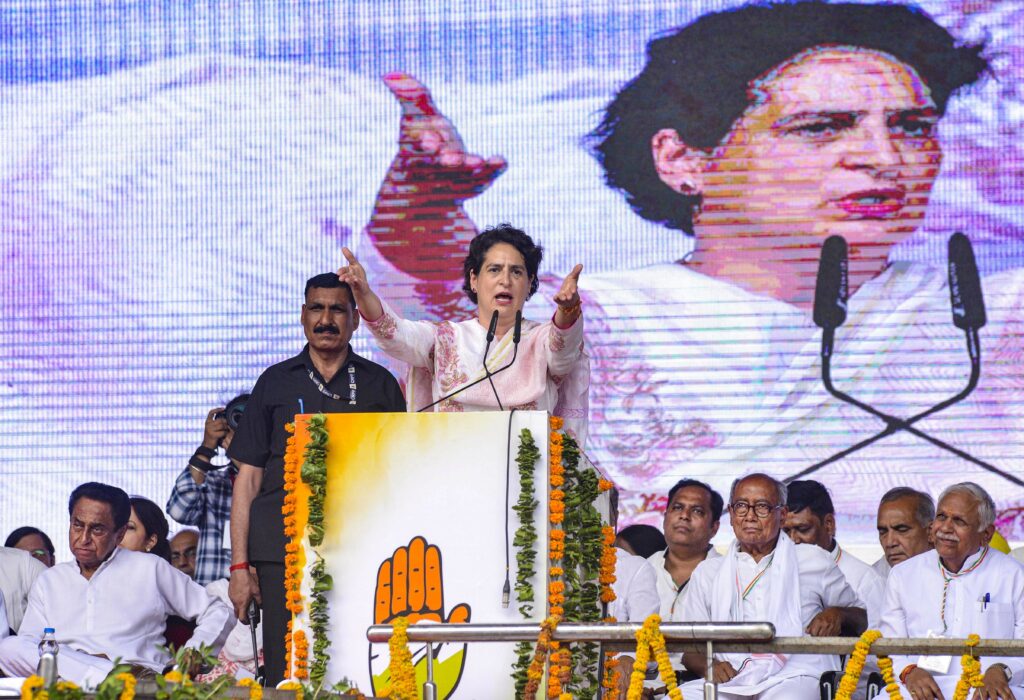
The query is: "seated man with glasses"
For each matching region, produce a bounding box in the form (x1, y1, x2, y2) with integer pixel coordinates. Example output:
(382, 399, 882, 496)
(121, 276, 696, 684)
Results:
(678, 473, 867, 700)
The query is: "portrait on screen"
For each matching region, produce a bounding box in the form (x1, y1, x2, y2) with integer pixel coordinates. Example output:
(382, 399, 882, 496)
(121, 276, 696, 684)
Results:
(1, 0, 1022, 547)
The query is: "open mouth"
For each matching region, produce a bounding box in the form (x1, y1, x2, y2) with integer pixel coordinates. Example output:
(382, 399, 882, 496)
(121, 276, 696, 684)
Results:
(835, 188, 905, 218)
(494, 293, 514, 305)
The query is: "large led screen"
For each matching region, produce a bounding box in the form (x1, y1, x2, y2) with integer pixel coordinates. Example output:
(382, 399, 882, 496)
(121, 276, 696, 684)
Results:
(1, 0, 1022, 556)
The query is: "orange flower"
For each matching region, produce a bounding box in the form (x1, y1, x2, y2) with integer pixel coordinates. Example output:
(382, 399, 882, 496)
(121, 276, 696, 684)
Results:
(549, 416, 564, 431)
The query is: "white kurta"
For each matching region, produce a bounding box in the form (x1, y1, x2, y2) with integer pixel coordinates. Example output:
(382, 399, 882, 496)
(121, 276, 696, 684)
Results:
(0, 548, 233, 686)
(878, 547, 1024, 698)
(833, 543, 885, 629)
(364, 299, 589, 440)
(647, 547, 722, 621)
(872, 556, 891, 579)
(0, 547, 45, 634)
(609, 548, 660, 623)
(680, 536, 861, 697)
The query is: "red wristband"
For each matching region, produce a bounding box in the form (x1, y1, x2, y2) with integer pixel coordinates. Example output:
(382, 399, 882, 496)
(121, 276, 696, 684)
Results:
(899, 664, 917, 684)
(229, 561, 250, 572)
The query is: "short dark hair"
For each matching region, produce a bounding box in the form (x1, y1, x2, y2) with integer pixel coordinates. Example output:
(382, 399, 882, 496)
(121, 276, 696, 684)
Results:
(616, 524, 667, 559)
(129, 496, 172, 562)
(304, 272, 356, 308)
(69, 482, 131, 531)
(462, 224, 543, 305)
(667, 478, 724, 522)
(880, 486, 935, 529)
(787, 480, 835, 519)
(5, 526, 55, 556)
(588, 0, 989, 233)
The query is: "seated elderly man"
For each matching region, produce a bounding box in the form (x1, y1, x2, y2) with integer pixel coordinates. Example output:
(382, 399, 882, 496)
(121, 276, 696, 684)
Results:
(784, 480, 884, 627)
(0, 482, 233, 687)
(873, 486, 934, 579)
(879, 482, 1024, 700)
(679, 473, 865, 700)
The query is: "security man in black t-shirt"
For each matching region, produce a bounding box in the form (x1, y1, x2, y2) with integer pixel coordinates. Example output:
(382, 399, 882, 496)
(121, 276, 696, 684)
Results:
(227, 272, 405, 685)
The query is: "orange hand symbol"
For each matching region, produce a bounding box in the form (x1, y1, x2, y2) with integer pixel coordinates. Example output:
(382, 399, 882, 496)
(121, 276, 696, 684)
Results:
(370, 536, 471, 699)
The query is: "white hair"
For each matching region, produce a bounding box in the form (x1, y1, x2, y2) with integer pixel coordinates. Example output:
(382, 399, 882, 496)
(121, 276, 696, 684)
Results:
(730, 473, 787, 506)
(937, 482, 996, 531)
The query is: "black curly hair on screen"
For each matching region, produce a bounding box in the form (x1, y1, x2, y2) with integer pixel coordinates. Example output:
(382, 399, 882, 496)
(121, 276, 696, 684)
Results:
(588, 1, 989, 234)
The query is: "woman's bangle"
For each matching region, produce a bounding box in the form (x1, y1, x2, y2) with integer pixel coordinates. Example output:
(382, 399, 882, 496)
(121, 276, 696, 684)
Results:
(899, 664, 918, 684)
(229, 561, 251, 573)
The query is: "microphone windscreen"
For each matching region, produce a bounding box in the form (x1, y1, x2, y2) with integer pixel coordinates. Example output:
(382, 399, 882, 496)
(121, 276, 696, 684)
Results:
(486, 309, 499, 342)
(513, 310, 522, 344)
(948, 232, 986, 330)
(813, 235, 848, 330)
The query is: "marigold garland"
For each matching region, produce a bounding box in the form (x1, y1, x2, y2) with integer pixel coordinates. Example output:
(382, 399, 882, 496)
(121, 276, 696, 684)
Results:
(115, 673, 136, 700)
(524, 615, 562, 700)
(836, 629, 882, 700)
(236, 678, 262, 700)
(952, 634, 984, 700)
(20, 676, 44, 700)
(282, 422, 306, 681)
(383, 617, 417, 700)
(627, 615, 683, 700)
(547, 421, 569, 696)
(877, 656, 900, 699)
(277, 680, 304, 700)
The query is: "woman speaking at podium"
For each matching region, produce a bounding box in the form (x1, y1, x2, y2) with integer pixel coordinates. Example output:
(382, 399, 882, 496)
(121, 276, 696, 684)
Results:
(337, 223, 590, 441)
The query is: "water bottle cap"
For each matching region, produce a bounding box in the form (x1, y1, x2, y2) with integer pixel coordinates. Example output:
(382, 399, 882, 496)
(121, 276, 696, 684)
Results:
(43, 628, 54, 634)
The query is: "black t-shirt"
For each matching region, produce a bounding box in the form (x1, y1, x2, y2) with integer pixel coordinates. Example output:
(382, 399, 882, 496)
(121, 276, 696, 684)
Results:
(228, 344, 406, 561)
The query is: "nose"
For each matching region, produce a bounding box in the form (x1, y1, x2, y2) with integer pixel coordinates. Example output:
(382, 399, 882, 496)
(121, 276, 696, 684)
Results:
(841, 119, 900, 175)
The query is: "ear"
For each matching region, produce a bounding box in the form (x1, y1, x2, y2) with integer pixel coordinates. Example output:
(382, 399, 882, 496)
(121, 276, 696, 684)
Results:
(710, 518, 720, 539)
(824, 513, 837, 539)
(469, 269, 479, 293)
(651, 128, 706, 194)
(983, 524, 996, 546)
(113, 525, 128, 548)
(351, 307, 360, 331)
(144, 533, 158, 552)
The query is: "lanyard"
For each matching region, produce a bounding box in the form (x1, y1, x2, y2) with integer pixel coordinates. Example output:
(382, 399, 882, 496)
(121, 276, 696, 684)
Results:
(307, 365, 357, 405)
(736, 553, 774, 601)
(832, 545, 843, 564)
(938, 546, 989, 633)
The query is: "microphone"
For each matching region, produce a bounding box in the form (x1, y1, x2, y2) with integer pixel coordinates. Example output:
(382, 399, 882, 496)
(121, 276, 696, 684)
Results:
(948, 232, 986, 332)
(485, 309, 499, 343)
(813, 235, 849, 354)
(418, 311, 523, 412)
(483, 310, 504, 410)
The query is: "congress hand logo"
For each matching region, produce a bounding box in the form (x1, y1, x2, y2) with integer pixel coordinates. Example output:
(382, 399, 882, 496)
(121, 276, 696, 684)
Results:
(369, 536, 471, 699)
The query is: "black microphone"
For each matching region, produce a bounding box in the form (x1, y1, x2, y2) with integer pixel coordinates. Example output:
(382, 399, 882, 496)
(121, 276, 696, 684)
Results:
(483, 310, 504, 410)
(485, 309, 499, 343)
(948, 232, 986, 332)
(418, 311, 523, 412)
(813, 235, 849, 329)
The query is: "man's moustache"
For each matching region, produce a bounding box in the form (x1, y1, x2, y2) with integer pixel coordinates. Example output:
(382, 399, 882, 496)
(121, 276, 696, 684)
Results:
(314, 326, 340, 335)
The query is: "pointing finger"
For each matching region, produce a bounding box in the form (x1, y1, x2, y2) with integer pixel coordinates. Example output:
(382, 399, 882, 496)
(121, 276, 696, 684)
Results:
(381, 72, 439, 117)
(568, 263, 583, 281)
(342, 247, 359, 266)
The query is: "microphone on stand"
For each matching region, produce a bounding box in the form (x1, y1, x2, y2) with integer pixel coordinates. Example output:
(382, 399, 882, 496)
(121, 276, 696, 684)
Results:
(813, 235, 849, 358)
(787, 232, 1021, 488)
(418, 310, 523, 412)
(948, 231, 986, 360)
(483, 310, 504, 410)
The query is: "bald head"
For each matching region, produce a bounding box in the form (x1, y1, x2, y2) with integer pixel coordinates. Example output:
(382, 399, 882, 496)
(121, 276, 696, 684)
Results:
(170, 529, 199, 579)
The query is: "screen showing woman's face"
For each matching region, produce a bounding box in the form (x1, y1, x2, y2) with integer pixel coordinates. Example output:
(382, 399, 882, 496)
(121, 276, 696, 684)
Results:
(696, 46, 942, 280)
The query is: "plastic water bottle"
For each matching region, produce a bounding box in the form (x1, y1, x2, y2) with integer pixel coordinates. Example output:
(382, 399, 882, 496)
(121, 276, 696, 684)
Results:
(36, 628, 58, 686)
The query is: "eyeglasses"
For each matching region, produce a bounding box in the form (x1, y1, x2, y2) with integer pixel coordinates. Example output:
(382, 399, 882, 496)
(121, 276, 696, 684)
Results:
(729, 501, 781, 518)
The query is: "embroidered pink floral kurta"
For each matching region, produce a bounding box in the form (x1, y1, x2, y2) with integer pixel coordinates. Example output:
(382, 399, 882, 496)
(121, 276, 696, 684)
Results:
(364, 300, 590, 442)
